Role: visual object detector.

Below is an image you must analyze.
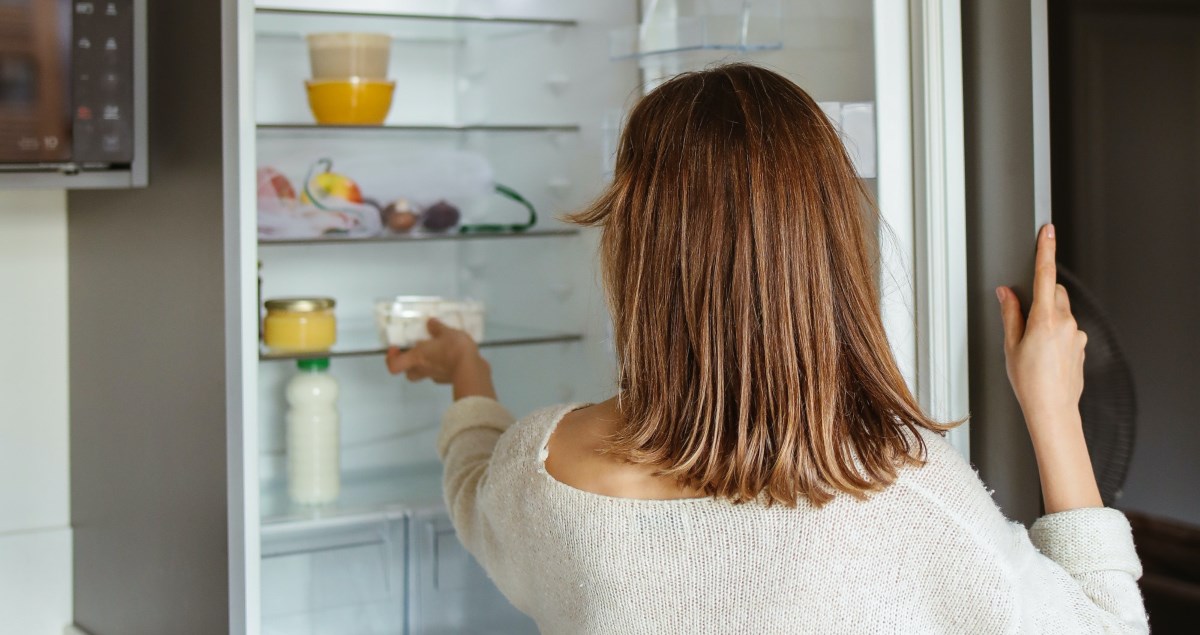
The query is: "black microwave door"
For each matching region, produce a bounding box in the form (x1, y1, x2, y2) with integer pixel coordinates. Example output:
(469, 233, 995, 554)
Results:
(0, 0, 72, 165)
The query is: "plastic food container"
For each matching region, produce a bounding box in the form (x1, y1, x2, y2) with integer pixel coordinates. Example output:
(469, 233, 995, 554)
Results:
(375, 297, 484, 348)
(306, 78, 395, 125)
(307, 32, 392, 79)
(263, 297, 338, 353)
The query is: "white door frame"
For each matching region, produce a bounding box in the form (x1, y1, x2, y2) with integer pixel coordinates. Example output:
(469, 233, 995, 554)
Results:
(875, 0, 971, 457)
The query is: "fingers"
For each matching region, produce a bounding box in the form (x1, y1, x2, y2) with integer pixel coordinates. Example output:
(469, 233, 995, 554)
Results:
(386, 347, 421, 376)
(386, 347, 405, 374)
(426, 317, 447, 337)
(389, 349, 431, 382)
(997, 286, 1026, 351)
(1032, 224, 1058, 314)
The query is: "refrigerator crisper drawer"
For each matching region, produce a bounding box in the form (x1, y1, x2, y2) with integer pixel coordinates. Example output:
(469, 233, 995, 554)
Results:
(261, 517, 406, 635)
(408, 509, 538, 634)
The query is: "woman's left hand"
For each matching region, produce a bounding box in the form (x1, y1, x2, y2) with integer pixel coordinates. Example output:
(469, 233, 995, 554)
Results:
(386, 318, 497, 400)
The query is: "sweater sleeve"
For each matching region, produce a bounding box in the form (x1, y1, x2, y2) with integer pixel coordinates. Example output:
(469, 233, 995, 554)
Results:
(436, 396, 516, 564)
(906, 432, 1148, 633)
(1015, 507, 1148, 633)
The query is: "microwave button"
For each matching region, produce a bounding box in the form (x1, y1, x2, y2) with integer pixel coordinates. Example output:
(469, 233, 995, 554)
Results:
(44, 136, 61, 151)
(105, 2, 117, 16)
(18, 137, 39, 151)
(102, 105, 120, 121)
(78, 37, 92, 50)
(76, 106, 93, 120)
(101, 134, 121, 153)
(104, 37, 118, 51)
(76, 2, 95, 15)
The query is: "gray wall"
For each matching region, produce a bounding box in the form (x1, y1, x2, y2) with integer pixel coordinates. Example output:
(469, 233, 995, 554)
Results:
(962, 0, 1046, 524)
(68, 0, 230, 632)
(1051, 0, 1200, 526)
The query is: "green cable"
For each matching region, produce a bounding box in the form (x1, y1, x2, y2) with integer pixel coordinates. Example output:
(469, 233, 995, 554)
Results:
(459, 182, 538, 234)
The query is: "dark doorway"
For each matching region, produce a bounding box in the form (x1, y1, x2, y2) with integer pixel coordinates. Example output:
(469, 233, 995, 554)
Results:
(1050, 0, 1200, 630)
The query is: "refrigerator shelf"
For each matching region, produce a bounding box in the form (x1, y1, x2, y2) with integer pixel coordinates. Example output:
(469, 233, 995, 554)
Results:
(257, 123, 582, 134)
(259, 323, 583, 362)
(610, 39, 783, 61)
(261, 463, 444, 530)
(255, 6, 576, 42)
(259, 227, 579, 246)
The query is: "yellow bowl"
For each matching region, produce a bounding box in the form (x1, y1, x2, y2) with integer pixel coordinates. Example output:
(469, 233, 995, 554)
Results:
(305, 78, 395, 125)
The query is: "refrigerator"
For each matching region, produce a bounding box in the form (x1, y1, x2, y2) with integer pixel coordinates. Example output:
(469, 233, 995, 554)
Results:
(247, 1, 967, 632)
(65, 0, 975, 633)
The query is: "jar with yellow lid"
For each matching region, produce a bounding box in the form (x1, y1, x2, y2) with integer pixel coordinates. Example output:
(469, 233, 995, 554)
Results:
(263, 297, 337, 353)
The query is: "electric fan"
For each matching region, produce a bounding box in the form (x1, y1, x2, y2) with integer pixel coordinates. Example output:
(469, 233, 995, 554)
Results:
(1057, 267, 1138, 505)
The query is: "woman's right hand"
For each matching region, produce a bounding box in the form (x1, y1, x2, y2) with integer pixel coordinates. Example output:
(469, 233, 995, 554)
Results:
(386, 318, 498, 401)
(996, 224, 1101, 513)
(996, 224, 1088, 439)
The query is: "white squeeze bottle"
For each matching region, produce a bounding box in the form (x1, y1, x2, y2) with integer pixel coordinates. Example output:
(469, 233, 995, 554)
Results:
(286, 357, 340, 505)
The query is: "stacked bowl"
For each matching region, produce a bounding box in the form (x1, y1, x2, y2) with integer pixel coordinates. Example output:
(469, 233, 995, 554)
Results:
(305, 33, 395, 125)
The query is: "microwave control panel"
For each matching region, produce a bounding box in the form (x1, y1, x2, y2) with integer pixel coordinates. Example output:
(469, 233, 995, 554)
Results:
(72, 0, 134, 165)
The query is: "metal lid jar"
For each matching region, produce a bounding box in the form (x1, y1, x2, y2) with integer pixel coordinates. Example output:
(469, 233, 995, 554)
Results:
(263, 297, 337, 354)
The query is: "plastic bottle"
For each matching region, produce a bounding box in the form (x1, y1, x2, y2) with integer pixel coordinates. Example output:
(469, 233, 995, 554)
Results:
(286, 357, 340, 505)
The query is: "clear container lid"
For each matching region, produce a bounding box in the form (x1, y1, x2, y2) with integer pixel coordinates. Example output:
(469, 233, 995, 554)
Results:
(374, 296, 482, 317)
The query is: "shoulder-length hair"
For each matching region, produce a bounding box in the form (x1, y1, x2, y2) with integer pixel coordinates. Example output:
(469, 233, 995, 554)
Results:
(566, 63, 954, 506)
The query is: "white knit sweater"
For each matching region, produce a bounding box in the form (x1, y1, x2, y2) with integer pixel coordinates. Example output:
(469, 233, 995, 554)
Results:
(437, 398, 1148, 634)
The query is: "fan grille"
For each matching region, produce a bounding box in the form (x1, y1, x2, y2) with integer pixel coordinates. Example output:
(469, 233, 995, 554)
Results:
(1058, 268, 1137, 505)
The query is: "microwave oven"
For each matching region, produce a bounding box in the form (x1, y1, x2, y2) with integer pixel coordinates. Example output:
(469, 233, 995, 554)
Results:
(0, 0, 146, 187)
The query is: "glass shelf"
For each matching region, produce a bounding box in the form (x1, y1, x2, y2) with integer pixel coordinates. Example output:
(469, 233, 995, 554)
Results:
(609, 1, 783, 61)
(261, 463, 444, 529)
(256, 7, 576, 43)
(259, 323, 583, 361)
(610, 38, 783, 61)
(257, 123, 581, 135)
(258, 226, 579, 246)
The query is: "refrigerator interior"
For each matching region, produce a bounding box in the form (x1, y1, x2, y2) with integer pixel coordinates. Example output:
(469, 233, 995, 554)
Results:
(250, 1, 880, 633)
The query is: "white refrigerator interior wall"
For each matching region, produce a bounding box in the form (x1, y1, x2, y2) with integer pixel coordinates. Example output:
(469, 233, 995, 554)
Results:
(0, 190, 72, 635)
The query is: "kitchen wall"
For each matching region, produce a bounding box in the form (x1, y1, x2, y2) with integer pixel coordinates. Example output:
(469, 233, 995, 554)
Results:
(0, 190, 72, 634)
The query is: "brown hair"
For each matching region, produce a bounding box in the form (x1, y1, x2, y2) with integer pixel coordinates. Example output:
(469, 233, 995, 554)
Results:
(566, 64, 953, 506)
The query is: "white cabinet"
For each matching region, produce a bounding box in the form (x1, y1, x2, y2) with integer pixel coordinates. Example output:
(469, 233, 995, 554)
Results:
(0, 528, 71, 635)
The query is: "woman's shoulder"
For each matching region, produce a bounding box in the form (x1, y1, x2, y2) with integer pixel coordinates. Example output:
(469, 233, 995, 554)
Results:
(897, 427, 988, 499)
(893, 427, 1029, 544)
(486, 399, 706, 501)
(484, 401, 590, 478)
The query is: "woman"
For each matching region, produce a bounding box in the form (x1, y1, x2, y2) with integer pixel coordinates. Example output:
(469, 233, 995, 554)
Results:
(387, 64, 1147, 633)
